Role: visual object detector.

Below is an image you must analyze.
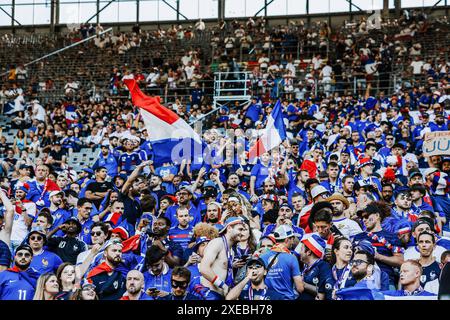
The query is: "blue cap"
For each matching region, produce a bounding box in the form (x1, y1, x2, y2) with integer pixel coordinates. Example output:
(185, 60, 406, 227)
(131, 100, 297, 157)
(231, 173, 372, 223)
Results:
(219, 216, 245, 234)
(203, 180, 217, 189)
(82, 168, 94, 175)
(193, 236, 211, 252)
(354, 240, 375, 257)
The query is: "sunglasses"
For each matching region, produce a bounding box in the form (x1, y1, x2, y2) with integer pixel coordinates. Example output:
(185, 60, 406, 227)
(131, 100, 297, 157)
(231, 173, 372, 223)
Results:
(91, 231, 104, 237)
(248, 264, 264, 270)
(17, 252, 31, 258)
(30, 236, 43, 241)
(171, 280, 188, 289)
(350, 259, 369, 266)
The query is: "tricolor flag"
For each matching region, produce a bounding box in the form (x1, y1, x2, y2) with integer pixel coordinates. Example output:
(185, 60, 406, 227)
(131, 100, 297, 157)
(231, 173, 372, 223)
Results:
(249, 100, 287, 160)
(123, 77, 204, 166)
(104, 211, 122, 226)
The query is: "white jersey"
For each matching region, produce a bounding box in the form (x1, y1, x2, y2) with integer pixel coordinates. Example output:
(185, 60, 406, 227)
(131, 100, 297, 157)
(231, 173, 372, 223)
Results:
(10, 201, 37, 243)
(332, 217, 363, 239)
(403, 245, 446, 261)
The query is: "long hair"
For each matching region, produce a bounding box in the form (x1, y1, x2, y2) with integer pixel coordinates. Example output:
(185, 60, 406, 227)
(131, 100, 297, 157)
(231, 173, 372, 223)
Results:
(70, 289, 99, 301)
(56, 262, 75, 290)
(33, 273, 59, 300)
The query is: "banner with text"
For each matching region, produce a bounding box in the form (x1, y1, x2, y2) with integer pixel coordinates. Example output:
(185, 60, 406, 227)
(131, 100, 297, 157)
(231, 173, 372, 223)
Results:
(423, 131, 450, 157)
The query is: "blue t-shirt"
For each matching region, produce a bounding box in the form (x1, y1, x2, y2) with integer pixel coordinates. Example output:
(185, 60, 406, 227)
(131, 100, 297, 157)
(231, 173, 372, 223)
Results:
(30, 250, 63, 275)
(299, 259, 335, 300)
(168, 225, 194, 250)
(0, 240, 11, 267)
(118, 152, 141, 174)
(245, 104, 263, 122)
(165, 204, 201, 228)
(260, 251, 301, 300)
(155, 165, 179, 194)
(251, 163, 271, 190)
(93, 153, 119, 177)
(0, 269, 39, 300)
(239, 282, 285, 300)
(143, 267, 173, 292)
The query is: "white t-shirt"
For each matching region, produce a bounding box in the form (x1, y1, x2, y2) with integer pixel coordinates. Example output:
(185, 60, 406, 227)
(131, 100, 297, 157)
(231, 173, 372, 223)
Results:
(11, 201, 37, 243)
(403, 245, 446, 261)
(332, 217, 363, 239)
(33, 103, 46, 122)
(410, 60, 424, 74)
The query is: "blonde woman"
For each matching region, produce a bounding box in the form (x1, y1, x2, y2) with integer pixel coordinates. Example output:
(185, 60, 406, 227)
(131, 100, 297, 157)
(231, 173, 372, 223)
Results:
(33, 273, 60, 300)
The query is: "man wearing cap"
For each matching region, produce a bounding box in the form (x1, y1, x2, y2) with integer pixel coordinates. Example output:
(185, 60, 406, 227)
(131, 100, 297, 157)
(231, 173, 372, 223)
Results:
(260, 224, 304, 300)
(354, 203, 405, 288)
(165, 186, 201, 228)
(47, 190, 71, 237)
(10, 182, 36, 252)
(93, 143, 119, 178)
(226, 257, 283, 300)
(354, 157, 382, 200)
(27, 227, 62, 275)
(297, 233, 334, 300)
(85, 166, 115, 210)
(328, 193, 362, 239)
(262, 203, 304, 241)
(410, 184, 434, 216)
(46, 217, 88, 264)
(199, 216, 246, 299)
(296, 184, 329, 232)
(0, 244, 39, 300)
(86, 239, 126, 300)
(380, 260, 436, 298)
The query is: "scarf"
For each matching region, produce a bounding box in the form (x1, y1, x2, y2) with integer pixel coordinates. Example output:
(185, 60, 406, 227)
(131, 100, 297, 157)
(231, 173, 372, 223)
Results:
(367, 232, 404, 254)
(87, 262, 114, 279)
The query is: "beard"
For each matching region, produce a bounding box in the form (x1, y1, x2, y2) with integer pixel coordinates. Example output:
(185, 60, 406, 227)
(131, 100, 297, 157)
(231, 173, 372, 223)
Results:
(207, 217, 219, 223)
(351, 269, 367, 281)
(107, 256, 122, 266)
(16, 260, 31, 270)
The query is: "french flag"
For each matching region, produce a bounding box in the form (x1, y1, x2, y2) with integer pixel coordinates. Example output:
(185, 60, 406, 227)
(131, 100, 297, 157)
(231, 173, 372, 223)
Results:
(249, 100, 287, 160)
(123, 77, 204, 166)
(104, 211, 122, 226)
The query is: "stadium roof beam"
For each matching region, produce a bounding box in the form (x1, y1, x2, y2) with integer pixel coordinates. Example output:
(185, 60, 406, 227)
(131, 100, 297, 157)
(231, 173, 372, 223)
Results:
(345, 0, 363, 12)
(161, 0, 188, 20)
(86, 0, 117, 24)
(254, 0, 275, 17)
(1, 1, 22, 29)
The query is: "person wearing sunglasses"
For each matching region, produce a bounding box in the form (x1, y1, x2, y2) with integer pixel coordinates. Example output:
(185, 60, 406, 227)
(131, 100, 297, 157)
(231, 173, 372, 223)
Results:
(27, 227, 63, 275)
(76, 222, 109, 267)
(0, 244, 39, 300)
(158, 266, 200, 300)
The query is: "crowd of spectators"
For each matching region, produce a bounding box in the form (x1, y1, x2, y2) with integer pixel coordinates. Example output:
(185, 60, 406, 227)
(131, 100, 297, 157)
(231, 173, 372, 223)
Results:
(0, 9, 449, 301)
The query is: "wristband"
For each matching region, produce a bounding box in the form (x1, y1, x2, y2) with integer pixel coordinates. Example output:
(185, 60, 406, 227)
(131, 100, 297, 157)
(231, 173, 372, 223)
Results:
(213, 276, 225, 289)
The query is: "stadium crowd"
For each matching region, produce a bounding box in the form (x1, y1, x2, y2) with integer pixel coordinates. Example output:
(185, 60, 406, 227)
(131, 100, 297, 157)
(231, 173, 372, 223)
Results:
(0, 10, 450, 301)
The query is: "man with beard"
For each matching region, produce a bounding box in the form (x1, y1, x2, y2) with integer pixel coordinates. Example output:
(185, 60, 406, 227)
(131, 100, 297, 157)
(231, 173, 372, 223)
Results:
(147, 217, 183, 267)
(204, 202, 223, 231)
(158, 266, 201, 300)
(341, 175, 355, 202)
(381, 260, 436, 297)
(168, 208, 194, 250)
(165, 186, 201, 228)
(142, 245, 173, 296)
(85, 167, 115, 210)
(260, 225, 304, 300)
(354, 203, 404, 288)
(46, 217, 88, 264)
(120, 270, 153, 300)
(410, 184, 434, 216)
(149, 174, 167, 200)
(381, 183, 394, 203)
(47, 190, 72, 237)
(288, 170, 309, 205)
(87, 239, 126, 300)
(327, 193, 362, 239)
(226, 173, 251, 200)
(199, 216, 246, 300)
(226, 257, 284, 300)
(0, 244, 39, 300)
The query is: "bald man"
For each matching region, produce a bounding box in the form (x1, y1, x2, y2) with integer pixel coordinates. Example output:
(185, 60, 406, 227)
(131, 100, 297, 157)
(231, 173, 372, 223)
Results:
(120, 270, 154, 300)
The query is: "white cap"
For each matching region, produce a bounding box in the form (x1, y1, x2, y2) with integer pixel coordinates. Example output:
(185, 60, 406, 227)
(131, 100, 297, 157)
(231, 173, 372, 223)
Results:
(310, 185, 329, 199)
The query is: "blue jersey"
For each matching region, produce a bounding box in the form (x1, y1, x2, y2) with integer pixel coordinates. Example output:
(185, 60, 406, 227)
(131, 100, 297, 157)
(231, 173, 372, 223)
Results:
(0, 240, 11, 267)
(299, 259, 335, 300)
(381, 287, 436, 297)
(251, 163, 270, 190)
(164, 204, 201, 228)
(30, 250, 63, 275)
(0, 268, 39, 300)
(239, 283, 285, 300)
(93, 153, 119, 177)
(420, 261, 441, 288)
(155, 165, 178, 194)
(245, 103, 263, 122)
(168, 225, 194, 250)
(260, 251, 301, 300)
(143, 265, 172, 292)
(118, 152, 141, 174)
(47, 209, 72, 237)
